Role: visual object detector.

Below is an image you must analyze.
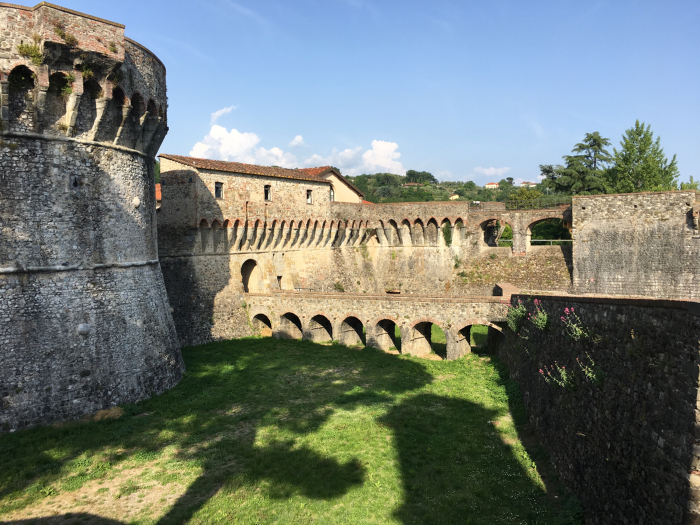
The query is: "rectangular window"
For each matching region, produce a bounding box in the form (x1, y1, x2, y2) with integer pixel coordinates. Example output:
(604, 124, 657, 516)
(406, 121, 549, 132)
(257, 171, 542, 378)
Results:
(306, 189, 313, 204)
(330, 187, 335, 202)
(215, 182, 223, 199)
(264, 185, 271, 201)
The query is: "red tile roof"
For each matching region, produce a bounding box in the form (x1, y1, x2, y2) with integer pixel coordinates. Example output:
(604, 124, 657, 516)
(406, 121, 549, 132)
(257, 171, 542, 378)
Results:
(158, 154, 332, 184)
(155, 183, 161, 201)
(299, 166, 333, 177)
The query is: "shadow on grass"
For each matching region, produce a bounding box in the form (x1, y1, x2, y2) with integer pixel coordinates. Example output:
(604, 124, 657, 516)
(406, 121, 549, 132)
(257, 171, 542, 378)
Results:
(0, 338, 560, 524)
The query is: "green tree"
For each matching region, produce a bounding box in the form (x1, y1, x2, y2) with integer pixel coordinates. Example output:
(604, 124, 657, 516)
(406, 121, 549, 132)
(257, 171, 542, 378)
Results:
(511, 187, 542, 201)
(604, 120, 679, 193)
(154, 160, 161, 183)
(555, 132, 610, 195)
(406, 170, 437, 184)
(681, 176, 699, 190)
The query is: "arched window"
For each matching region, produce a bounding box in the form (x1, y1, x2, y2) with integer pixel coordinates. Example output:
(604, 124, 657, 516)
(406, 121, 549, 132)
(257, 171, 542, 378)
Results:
(330, 186, 335, 202)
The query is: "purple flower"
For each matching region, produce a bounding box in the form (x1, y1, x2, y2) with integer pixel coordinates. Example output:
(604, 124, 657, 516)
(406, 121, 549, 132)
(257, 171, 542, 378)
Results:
(571, 308, 575, 313)
(564, 308, 570, 315)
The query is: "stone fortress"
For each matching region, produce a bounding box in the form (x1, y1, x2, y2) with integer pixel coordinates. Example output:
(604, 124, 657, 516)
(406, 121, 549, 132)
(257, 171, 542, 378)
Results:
(3, 3, 700, 525)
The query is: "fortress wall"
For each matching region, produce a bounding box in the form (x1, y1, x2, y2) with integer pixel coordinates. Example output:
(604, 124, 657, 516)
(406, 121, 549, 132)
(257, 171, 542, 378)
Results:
(498, 294, 700, 525)
(0, 4, 180, 432)
(573, 191, 700, 299)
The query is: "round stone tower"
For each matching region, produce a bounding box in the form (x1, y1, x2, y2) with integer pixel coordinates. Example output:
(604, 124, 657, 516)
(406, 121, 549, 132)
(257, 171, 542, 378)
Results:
(0, 3, 183, 432)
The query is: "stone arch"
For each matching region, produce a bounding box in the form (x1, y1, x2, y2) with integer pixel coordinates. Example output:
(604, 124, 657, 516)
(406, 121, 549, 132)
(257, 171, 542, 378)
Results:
(306, 314, 333, 342)
(199, 218, 210, 253)
(241, 258, 263, 293)
(406, 318, 446, 358)
(7, 65, 35, 132)
(45, 71, 71, 132)
(278, 312, 303, 339)
(75, 78, 102, 137)
(450, 319, 503, 360)
(387, 219, 400, 246)
(526, 215, 571, 249)
(476, 218, 511, 247)
(425, 218, 439, 245)
(439, 218, 452, 247)
(368, 317, 401, 352)
(400, 219, 412, 245)
(230, 219, 243, 251)
(130, 92, 146, 120)
(211, 219, 223, 252)
(147, 98, 157, 116)
(252, 313, 272, 337)
(338, 315, 365, 347)
(453, 217, 465, 246)
(412, 219, 425, 245)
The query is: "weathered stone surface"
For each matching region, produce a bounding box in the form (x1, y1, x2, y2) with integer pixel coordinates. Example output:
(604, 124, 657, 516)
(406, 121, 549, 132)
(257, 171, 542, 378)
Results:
(498, 294, 700, 525)
(0, 3, 182, 432)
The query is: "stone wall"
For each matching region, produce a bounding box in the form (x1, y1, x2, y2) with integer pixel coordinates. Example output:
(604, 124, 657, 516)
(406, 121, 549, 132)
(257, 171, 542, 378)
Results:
(497, 294, 700, 525)
(573, 191, 700, 299)
(0, 4, 181, 432)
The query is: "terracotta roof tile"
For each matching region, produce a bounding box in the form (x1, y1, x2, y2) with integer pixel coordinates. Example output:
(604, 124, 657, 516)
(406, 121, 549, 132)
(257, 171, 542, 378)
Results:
(298, 166, 333, 177)
(155, 183, 162, 201)
(158, 154, 332, 184)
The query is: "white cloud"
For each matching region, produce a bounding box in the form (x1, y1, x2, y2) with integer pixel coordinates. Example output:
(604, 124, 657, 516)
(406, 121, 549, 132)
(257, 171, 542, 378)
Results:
(473, 166, 511, 178)
(190, 125, 298, 167)
(361, 140, 405, 175)
(210, 105, 236, 126)
(191, 124, 405, 176)
(289, 135, 305, 148)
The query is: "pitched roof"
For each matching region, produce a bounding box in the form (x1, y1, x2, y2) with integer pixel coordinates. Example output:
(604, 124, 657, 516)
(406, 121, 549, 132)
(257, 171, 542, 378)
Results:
(299, 165, 365, 198)
(298, 166, 332, 177)
(158, 154, 331, 184)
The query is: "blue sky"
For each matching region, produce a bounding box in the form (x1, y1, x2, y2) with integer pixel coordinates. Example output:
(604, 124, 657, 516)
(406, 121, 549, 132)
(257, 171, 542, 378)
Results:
(25, 0, 700, 184)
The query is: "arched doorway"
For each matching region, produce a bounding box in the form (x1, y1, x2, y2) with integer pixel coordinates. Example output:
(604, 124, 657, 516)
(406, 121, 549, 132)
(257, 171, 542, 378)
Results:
(527, 218, 572, 248)
(241, 259, 262, 293)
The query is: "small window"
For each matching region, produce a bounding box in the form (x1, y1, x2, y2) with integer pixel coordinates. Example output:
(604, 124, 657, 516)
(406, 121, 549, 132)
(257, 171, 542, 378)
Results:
(330, 187, 335, 202)
(264, 185, 271, 201)
(306, 190, 313, 204)
(215, 182, 223, 199)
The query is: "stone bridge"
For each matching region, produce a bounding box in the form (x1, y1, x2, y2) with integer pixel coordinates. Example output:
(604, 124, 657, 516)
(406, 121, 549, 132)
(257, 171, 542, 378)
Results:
(245, 291, 510, 360)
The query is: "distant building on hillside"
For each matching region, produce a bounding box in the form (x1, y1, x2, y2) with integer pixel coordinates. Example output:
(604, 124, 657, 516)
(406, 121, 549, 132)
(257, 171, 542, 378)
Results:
(485, 182, 500, 190)
(449, 194, 460, 200)
(520, 181, 538, 188)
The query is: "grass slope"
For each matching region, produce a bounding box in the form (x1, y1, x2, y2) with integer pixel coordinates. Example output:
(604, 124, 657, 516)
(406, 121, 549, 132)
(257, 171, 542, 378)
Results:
(0, 334, 572, 524)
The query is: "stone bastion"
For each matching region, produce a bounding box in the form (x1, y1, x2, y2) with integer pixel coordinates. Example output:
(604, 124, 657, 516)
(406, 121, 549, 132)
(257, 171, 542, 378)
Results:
(0, 2, 183, 432)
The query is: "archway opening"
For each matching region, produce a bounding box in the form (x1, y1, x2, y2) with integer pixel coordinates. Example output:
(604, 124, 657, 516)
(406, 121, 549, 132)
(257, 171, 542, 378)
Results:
(412, 219, 425, 245)
(8, 65, 35, 130)
(252, 314, 272, 337)
(371, 319, 401, 352)
(278, 312, 303, 340)
(408, 322, 446, 359)
(241, 259, 262, 293)
(46, 72, 71, 131)
(339, 316, 365, 347)
(528, 218, 572, 246)
(130, 92, 145, 121)
(425, 219, 439, 245)
(147, 98, 157, 116)
(453, 323, 504, 359)
(400, 219, 412, 245)
(307, 315, 333, 343)
(387, 219, 400, 246)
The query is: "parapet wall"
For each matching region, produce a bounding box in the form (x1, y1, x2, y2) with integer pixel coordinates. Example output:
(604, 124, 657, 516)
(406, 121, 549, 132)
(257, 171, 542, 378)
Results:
(573, 191, 700, 299)
(498, 294, 700, 524)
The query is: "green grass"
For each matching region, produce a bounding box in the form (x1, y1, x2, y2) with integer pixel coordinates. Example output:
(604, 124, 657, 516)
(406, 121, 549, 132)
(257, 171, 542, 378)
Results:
(0, 337, 571, 524)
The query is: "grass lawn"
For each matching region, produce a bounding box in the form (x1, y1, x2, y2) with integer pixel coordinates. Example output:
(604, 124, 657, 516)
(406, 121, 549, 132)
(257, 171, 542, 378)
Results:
(0, 331, 576, 524)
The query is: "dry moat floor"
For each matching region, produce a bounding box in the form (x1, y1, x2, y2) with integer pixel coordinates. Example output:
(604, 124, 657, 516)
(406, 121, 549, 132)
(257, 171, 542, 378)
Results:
(0, 329, 583, 524)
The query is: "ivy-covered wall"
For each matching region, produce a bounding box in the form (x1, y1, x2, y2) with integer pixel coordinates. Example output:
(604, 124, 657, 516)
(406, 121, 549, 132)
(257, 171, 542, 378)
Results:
(497, 294, 700, 525)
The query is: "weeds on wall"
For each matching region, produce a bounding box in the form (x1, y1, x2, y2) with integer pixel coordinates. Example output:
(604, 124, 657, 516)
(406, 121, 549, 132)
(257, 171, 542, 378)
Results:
(78, 63, 94, 80)
(507, 299, 528, 333)
(577, 353, 604, 385)
(16, 43, 43, 66)
(528, 299, 549, 331)
(539, 363, 574, 390)
(453, 256, 462, 269)
(442, 223, 452, 246)
(108, 41, 118, 53)
(561, 308, 590, 341)
(333, 282, 345, 292)
(53, 24, 78, 46)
